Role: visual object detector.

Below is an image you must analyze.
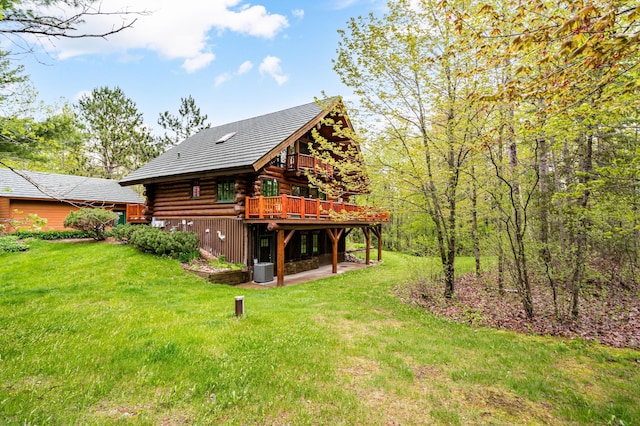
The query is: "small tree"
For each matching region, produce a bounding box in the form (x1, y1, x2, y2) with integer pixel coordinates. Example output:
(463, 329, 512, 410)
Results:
(63, 208, 118, 240)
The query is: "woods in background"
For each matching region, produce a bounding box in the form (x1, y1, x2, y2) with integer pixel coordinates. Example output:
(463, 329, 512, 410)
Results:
(337, 0, 639, 319)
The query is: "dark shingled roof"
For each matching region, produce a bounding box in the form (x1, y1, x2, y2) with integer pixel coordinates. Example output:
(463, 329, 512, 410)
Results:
(120, 100, 331, 185)
(0, 168, 143, 204)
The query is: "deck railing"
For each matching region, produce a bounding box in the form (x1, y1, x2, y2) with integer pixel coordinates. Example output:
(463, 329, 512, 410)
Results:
(126, 203, 148, 223)
(244, 194, 389, 222)
(287, 153, 334, 176)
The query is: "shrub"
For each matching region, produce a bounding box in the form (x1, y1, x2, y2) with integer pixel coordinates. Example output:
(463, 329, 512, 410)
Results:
(10, 211, 47, 232)
(63, 208, 119, 240)
(0, 236, 28, 253)
(106, 224, 138, 243)
(129, 226, 199, 260)
(11, 230, 93, 240)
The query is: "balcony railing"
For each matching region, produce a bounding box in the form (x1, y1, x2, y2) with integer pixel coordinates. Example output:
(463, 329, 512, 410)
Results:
(287, 153, 334, 176)
(245, 195, 389, 222)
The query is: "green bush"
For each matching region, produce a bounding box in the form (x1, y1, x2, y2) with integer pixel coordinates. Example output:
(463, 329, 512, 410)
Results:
(63, 208, 119, 241)
(129, 226, 199, 261)
(105, 224, 138, 243)
(11, 230, 93, 240)
(0, 236, 28, 253)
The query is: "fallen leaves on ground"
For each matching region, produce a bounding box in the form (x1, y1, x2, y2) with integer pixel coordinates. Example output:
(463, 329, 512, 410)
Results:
(399, 272, 640, 350)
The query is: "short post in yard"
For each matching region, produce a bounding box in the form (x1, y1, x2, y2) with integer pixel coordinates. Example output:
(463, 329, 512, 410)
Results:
(235, 296, 244, 317)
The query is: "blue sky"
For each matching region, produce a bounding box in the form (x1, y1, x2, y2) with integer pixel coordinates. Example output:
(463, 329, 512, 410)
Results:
(20, 0, 386, 134)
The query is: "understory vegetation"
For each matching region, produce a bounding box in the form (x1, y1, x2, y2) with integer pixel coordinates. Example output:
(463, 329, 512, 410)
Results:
(1, 241, 638, 425)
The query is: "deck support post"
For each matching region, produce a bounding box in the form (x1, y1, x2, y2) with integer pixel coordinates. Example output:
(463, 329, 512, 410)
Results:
(326, 228, 344, 274)
(363, 227, 371, 265)
(372, 225, 383, 262)
(276, 229, 296, 287)
(277, 229, 285, 287)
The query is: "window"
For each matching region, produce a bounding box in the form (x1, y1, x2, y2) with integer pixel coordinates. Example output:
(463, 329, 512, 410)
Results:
(261, 179, 279, 197)
(292, 185, 309, 198)
(300, 233, 307, 256)
(269, 149, 287, 168)
(309, 188, 326, 200)
(217, 178, 235, 202)
(191, 179, 200, 199)
(312, 232, 319, 255)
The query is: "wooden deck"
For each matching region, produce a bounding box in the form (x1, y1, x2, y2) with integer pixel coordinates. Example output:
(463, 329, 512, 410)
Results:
(126, 203, 148, 224)
(244, 194, 389, 223)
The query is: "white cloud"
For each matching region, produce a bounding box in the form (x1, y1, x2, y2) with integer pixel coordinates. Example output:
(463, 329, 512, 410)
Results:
(215, 72, 233, 87)
(292, 9, 304, 20)
(223, 4, 289, 38)
(37, 1, 289, 72)
(259, 56, 288, 85)
(215, 60, 254, 87)
(238, 60, 253, 75)
(182, 53, 216, 73)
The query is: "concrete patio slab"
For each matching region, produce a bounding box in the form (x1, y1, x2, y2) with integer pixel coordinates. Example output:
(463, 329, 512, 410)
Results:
(236, 261, 374, 289)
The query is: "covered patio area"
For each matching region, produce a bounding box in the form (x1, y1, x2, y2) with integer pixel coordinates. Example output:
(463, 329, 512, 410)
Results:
(237, 260, 375, 289)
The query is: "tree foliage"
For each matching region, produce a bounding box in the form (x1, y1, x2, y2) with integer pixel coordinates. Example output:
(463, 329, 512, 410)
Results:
(157, 95, 211, 148)
(75, 86, 158, 179)
(335, 0, 484, 298)
(339, 0, 640, 319)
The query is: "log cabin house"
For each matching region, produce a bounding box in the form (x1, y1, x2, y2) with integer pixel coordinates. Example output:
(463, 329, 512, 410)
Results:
(0, 168, 145, 232)
(119, 98, 388, 286)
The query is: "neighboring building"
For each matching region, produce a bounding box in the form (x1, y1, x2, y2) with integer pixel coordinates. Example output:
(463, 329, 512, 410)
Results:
(120, 98, 388, 285)
(0, 168, 145, 232)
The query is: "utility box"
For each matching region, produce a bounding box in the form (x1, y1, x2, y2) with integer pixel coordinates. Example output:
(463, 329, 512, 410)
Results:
(254, 262, 274, 283)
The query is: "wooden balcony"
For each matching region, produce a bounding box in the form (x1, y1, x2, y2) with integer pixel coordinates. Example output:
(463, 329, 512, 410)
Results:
(287, 153, 334, 176)
(244, 195, 389, 223)
(126, 203, 149, 224)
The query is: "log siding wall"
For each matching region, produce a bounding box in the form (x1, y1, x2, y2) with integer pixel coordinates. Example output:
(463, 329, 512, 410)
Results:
(146, 176, 250, 219)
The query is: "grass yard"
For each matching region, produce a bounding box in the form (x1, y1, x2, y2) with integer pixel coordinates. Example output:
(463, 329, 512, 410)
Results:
(1, 240, 639, 425)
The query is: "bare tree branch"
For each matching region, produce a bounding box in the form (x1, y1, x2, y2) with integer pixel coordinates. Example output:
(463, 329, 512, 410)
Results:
(0, 0, 146, 49)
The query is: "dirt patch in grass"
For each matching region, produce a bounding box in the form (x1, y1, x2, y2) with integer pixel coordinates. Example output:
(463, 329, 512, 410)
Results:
(339, 371, 434, 424)
(338, 356, 381, 378)
(313, 313, 377, 344)
(92, 402, 146, 421)
(399, 272, 640, 350)
(463, 386, 559, 425)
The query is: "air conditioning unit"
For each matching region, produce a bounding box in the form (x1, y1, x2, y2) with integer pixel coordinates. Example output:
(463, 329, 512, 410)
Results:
(254, 262, 274, 283)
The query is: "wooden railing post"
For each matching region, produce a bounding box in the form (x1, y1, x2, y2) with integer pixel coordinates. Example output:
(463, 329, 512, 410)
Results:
(244, 196, 250, 219)
(281, 194, 288, 219)
(300, 197, 305, 219)
(316, 198, 321, 219)
(258, 195, 264, 219)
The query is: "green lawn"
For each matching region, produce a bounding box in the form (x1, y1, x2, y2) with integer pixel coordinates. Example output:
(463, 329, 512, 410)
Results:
(1, 240, 638, 425)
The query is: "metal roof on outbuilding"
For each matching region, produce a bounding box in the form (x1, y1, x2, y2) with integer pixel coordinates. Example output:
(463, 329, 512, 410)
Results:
(0, 168, 143, 204)
(119, 100, 332, 186)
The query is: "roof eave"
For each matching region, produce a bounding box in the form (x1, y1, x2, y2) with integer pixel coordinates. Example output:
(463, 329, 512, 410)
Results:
(120, 166, 257, 187)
